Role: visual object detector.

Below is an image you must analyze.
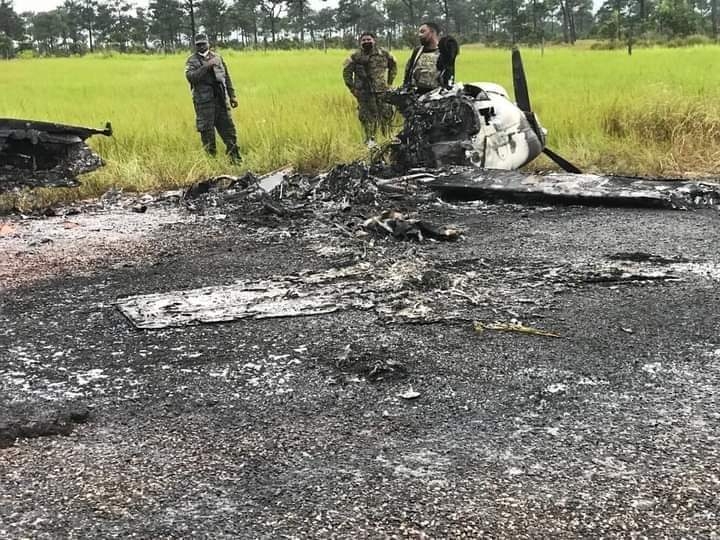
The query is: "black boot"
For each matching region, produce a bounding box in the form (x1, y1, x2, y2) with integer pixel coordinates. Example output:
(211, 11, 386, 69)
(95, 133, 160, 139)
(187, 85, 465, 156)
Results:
(227, 143, 242, 164)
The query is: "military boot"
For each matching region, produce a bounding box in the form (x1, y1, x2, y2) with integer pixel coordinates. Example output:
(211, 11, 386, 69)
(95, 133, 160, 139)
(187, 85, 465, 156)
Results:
(227, 144, 242, 164)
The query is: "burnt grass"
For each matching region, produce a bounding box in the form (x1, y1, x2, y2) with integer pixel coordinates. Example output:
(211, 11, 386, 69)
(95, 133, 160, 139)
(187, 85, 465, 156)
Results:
(1, 199, 720, 538)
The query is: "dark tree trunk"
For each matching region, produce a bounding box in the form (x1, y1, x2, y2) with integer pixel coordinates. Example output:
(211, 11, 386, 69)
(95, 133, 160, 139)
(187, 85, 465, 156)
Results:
(560, 0, 569, 43)
(188, 0, 196, 44)
(299, 2, 305, 44)
(532, 0, 538, 34)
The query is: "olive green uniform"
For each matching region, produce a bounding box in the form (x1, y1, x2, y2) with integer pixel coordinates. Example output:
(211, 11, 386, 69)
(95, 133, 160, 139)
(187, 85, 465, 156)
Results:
(342, 46, 398, 141)
(184, 51, 240, 160)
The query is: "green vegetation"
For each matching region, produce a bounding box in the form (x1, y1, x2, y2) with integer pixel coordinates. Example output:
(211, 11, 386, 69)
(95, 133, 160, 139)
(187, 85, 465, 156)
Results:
(2, 45, 720, 207)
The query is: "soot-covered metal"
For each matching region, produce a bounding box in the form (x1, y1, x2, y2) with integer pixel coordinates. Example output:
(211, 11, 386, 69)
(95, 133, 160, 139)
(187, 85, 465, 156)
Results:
(0, 118, 112, 192)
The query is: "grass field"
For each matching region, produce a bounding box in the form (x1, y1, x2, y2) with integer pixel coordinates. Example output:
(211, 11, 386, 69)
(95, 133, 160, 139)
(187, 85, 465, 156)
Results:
(2, 45, 720, 206)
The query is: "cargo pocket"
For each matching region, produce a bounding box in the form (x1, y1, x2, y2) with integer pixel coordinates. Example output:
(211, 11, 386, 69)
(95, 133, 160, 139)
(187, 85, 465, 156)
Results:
(194, 101, 216, 132)
(192, 86, 215, 104)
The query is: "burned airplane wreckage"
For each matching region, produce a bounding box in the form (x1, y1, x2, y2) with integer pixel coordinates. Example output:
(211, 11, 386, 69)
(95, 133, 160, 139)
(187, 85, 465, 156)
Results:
(2, 47, 718, 211)
(387, 49, 581, 174)
(0, 118, 112, 192)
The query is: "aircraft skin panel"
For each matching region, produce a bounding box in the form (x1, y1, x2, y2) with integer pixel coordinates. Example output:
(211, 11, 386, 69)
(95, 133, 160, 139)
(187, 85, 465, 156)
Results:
(468, 89, 544, 170)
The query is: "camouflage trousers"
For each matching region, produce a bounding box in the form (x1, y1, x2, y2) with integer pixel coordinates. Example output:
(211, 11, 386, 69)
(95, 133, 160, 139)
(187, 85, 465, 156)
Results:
(194, 96, 240, 161)
(356, 93, 394, 141)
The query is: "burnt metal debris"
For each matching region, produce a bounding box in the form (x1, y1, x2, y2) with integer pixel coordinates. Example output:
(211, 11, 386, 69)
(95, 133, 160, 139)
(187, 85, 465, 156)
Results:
(383, 48, 581, 173)
(0, 118, 112, 192)
(115, 251, 720, 330)
(362, 210, 462, 241)
(426, 168, 720, 209)
(184, 164, 720, 214)
(386, 86, 488, 169)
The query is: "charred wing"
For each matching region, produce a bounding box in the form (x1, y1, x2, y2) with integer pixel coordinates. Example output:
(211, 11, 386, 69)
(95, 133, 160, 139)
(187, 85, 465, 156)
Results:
(0, 118, 112, 192)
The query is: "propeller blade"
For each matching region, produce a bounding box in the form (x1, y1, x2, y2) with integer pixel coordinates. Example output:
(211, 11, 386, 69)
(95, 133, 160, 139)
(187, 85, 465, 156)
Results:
(543, 147, 582, 174)
(512, 47, 532, 113)
(512, 47, 581, 174)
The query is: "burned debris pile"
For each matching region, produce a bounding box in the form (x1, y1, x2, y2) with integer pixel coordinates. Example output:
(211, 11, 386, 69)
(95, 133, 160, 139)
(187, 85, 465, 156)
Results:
(386, 86, 485, 169)
(183, 163, 387, 211)
(181, 163, 462, 242)
(183, 162, 720, 224)
(0, 119, 112, 192)
(362, 210, 462, 242)
(116, 246, 720, 332)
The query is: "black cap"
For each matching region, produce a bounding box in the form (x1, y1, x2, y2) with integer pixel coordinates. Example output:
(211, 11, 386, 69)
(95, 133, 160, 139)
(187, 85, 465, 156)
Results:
(194, 33, 209, 44)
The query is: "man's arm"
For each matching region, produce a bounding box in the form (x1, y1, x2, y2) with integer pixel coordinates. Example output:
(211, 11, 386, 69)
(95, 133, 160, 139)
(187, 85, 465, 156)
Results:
(387, 52, 398, 86)
(185, 55, 213, 85)
(342, 57, 355, 92)
(402, 47, 420, 88)
(222, 58, 239, 108)
(222, 59, 236, 99)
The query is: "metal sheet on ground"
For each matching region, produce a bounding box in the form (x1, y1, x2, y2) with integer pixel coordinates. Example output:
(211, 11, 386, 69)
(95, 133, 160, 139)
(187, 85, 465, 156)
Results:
(117, 282, 344, 329)
(116, 264, 373, 329)
(116, 255, 720, 330)
(427, 169, 720, 209)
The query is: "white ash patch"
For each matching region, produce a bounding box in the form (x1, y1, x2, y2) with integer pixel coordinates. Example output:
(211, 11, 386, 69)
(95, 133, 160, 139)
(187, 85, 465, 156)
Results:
(241, 355, 303, 397)
(641, 362, 663, 375)
(1, 204, 192, 289)
(375, 449, 451, 482)
(545, 383, 568, 394)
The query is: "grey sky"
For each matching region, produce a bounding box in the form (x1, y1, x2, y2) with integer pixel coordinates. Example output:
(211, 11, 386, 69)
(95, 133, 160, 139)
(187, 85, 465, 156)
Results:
(13, 0, 333, 13)
(13, 0, 604, 15)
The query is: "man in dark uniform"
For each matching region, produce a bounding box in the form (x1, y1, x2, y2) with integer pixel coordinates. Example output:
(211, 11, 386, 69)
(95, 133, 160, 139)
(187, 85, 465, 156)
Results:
(342, 31, 398, 144)
(184, 33, 241, 162)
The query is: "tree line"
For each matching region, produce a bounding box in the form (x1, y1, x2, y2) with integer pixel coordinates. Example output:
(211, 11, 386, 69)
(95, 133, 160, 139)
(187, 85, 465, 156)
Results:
(1, 0, 718, 57)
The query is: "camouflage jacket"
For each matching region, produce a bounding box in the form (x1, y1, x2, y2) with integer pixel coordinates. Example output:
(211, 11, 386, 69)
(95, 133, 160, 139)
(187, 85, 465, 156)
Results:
(342, 47, 398, 94)
(184, 51, 236, 104)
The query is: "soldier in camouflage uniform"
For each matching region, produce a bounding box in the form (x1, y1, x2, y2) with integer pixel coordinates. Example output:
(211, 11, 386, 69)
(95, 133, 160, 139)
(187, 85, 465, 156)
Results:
(342, 32, 398, 144)
(184, 33, 241, 162)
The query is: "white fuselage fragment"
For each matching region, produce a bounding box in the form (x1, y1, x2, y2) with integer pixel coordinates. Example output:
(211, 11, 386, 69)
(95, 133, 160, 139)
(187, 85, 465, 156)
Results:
(420, 83, 545, 170)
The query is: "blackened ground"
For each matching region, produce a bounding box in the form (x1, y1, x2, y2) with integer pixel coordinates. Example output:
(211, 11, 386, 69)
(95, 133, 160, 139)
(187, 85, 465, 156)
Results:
(1, 201, 719, 539)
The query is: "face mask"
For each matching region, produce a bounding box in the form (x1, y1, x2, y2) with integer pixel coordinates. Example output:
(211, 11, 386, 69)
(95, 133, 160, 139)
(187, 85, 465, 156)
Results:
(199, 49, 210, 57)
(362, 43, 373, 52)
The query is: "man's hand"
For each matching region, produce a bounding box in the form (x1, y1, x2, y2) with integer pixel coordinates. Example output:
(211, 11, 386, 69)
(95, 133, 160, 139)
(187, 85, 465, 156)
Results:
(207, 56, 221, 67)
(230, 98, 239, 108)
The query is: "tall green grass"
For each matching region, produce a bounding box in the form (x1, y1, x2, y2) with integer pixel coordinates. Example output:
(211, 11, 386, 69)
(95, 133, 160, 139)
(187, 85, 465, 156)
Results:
(2, 46, 720, 205)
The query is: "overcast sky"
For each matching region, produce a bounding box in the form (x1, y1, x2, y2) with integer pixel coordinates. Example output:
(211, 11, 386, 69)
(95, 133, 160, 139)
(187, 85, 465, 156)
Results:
(13, 0, 335, 13)
(14, 0, 606, 15)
